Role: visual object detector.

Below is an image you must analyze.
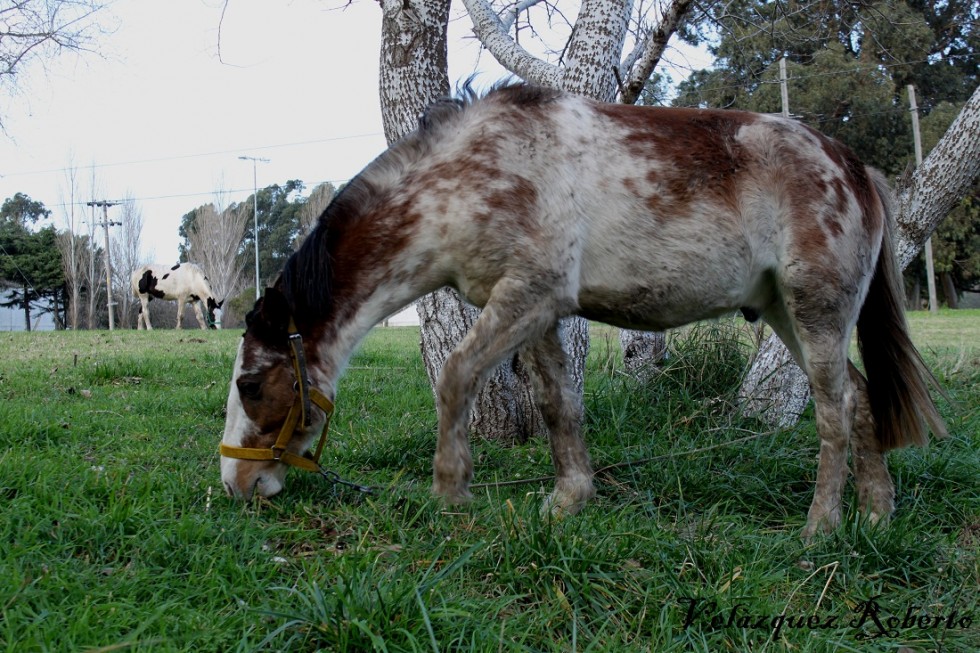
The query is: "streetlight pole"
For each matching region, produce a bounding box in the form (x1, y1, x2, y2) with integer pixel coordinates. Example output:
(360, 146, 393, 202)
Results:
(239, 155, 270, 300)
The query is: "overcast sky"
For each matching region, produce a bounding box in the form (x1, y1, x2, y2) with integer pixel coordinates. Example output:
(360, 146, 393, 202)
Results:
(0, 1, 708, 264)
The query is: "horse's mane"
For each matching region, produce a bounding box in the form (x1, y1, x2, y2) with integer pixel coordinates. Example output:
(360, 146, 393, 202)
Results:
(277, 82, 564, 320)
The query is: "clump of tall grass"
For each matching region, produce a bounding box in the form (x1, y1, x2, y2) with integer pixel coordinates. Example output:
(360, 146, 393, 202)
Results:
(585, 319, 754, 441)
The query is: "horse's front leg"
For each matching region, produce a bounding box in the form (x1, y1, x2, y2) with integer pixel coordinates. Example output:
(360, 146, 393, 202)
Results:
(191, 300, 208, 330)
(523, 321, 595, 515)
(432, 278, 558, 504)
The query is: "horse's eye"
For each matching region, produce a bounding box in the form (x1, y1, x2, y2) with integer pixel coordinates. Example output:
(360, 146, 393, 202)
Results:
(237, 378, 262, 400)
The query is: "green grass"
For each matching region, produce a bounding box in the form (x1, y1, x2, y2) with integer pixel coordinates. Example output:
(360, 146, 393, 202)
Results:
(0, 312, 977, 652)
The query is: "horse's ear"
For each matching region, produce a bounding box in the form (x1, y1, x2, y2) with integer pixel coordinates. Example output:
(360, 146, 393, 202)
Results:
(245, 287, 291, 342)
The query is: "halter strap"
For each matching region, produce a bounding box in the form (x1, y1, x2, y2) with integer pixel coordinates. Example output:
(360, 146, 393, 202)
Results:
(219, 318, 335, 473)
(287, 317, 313, 428)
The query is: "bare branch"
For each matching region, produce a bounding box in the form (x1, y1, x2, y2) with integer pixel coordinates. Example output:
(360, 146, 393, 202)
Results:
(0, 0, 107, 78)
(499, 0, 551, 32)
(620, 0, 697, 105)
(461, 0, 562, 86)
(0, 0, 108, 127)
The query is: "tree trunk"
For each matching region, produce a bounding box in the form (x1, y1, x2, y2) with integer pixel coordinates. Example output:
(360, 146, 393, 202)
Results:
(741, 84, 980, 425)
(560, 0, 671, 382)
(424, 0, 697, 439)
(22, 283, 31, 332)
(378, 0, 545, 441)
(620, 328, 667, 377)
(940, 272, 958, 309)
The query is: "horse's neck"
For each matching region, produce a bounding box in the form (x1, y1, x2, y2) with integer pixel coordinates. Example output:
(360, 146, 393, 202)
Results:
(310, 278, 421, 393)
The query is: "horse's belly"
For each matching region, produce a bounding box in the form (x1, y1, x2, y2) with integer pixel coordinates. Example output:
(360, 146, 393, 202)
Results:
(577, 284, 741, 331)
(576, 252, 762, 331)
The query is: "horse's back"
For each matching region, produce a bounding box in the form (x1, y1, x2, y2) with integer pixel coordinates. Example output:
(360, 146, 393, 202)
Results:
(418, 90, 881, 331)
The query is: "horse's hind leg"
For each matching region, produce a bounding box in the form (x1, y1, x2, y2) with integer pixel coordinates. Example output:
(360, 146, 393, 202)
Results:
(432, 277, 566, 505)
(802, 336, 854, 539)
(764, 307, 851, 539)
(848, 362, 894, 523)
(522, 322, 595, 515)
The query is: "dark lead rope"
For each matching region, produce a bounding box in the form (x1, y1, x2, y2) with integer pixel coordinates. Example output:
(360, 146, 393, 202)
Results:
(319, 468, 375, 495)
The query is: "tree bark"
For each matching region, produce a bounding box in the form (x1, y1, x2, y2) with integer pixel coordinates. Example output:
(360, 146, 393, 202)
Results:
(378, 0, 451, 144)
(618, 0, 696, 104)
(620, 328, 667, 377)
(22, 282, 31, 331)
(376, 0, 698, 442)
(417, 288, 547, 441)
(741, 83, 980, 425)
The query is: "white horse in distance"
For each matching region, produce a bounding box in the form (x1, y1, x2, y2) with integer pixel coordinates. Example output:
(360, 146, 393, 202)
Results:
(132, 263, 223, 330)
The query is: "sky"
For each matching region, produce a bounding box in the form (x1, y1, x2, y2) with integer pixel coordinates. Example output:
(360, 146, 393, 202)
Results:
(0, 0, 710, 265)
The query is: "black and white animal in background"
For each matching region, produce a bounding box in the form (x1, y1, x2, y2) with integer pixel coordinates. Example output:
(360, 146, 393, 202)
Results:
(131, 263, 223, 330)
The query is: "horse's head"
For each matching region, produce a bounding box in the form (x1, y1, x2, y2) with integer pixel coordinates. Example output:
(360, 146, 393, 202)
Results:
(219, 288, 333, 500)
(206, 297, 224, 329)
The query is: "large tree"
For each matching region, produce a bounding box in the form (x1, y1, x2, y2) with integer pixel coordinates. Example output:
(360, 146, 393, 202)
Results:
(180, 202, 249, 313)
(915, 103, 980, 305)
(296, 181, 337, 248)
(57, 160, 85, 329)
(179, 179, 306, 294)
(675, 0, 977, 174)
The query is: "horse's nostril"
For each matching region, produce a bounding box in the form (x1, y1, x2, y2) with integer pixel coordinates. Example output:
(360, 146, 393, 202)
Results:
(223, 481, 234, 497)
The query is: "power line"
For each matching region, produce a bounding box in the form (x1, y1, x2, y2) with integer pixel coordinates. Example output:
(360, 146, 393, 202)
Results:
(0, 132, 384, 180)
(32, 178, 349, 212)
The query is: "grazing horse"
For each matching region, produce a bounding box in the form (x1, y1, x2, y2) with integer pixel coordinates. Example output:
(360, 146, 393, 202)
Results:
(218, 84, 945, 538)
(132, 263, 223, 330)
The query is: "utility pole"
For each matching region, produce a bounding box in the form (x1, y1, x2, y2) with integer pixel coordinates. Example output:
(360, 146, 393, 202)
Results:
(779, 57, 790, 119)
(908, 85, 938, 314)
(239, 155, 270, 300)
(87, 200, 120, 329)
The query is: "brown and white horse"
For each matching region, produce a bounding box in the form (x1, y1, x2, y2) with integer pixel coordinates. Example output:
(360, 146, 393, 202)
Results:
(132, 263, 223, 330)
(219, 84, 944, 538)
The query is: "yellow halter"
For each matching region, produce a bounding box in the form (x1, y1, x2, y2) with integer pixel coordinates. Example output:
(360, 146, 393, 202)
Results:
(219, 318, 334, 473)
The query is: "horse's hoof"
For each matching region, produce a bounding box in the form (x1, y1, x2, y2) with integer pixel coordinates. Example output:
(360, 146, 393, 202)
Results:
(542, 482, 595, 518)
(801, 515, 839, 542)
(431, 482, 472, 506)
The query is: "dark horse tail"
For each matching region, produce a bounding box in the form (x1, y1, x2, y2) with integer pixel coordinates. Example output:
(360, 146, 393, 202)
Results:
(857, 170, 946, 449)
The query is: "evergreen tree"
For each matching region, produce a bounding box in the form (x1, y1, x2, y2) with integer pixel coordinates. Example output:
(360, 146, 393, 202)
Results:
(0, 194, 65, 329)
(676, 0, 977, 174)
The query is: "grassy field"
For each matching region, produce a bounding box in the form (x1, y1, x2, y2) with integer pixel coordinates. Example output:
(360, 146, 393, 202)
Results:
(0, 311, 977, 652)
